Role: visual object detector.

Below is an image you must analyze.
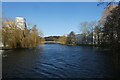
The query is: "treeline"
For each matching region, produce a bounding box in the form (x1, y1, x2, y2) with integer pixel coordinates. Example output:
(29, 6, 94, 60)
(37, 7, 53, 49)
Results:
(48, 34, 74, 45)
(79, 3, 120, 51)
(58, 2, 120, 50)
(45, 36, 60, 41)
(2, 19, 44, 49)
(44, 36, 67, 45)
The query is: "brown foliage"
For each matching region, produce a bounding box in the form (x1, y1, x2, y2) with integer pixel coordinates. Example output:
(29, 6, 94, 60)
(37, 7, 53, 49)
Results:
(58, 36, 67, 45)
(2, 19, 44, 49)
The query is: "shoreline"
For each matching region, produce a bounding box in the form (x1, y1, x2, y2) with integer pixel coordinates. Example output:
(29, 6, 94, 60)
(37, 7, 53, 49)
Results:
(0, 44, 112, 52)
(0, 47, 30, 50)
(0, 45, 43, 50)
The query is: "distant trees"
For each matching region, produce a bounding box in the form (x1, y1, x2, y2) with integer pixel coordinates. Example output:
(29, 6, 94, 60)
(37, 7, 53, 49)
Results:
(79, 21, 101, 45)
(58, 35, 67, 45)
(44, 35, 67, 45)
(45, 36, 60, 41)
(93, 24, 103, 45)
(80, 22, 92, 44)
(2, 19, 44, 49)
(67, 31, 75, 45)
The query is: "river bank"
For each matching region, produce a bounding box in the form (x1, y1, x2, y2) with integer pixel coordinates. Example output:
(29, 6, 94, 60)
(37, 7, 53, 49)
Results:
(0, 47, 36, 50)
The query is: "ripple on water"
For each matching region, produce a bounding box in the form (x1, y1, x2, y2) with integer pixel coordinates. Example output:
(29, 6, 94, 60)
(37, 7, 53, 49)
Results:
(3, 44, 118, 78)
(35, 61, 69, 78)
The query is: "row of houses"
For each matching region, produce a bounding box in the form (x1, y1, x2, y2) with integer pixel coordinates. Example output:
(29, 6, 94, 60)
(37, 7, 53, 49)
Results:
(67, 31, 103, 45)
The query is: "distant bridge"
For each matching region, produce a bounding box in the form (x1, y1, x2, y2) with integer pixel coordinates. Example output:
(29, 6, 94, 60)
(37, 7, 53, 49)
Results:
(44, 41, 60, 44)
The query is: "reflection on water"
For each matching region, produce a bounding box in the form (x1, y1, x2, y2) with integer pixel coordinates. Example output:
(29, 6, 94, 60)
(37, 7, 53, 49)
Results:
(2, 44, 119, 78)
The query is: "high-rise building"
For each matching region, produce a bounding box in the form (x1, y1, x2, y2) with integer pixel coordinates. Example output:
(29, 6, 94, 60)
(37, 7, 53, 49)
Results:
(15, 17, 27, 30)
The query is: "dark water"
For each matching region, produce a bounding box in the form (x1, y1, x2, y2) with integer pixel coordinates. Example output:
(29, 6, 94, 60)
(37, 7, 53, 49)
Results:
(2, 44, 119, 78)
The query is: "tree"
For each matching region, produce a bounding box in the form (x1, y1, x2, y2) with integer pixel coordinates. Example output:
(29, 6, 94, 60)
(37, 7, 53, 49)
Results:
(99, 5, 117, 25)
(58, 35, 67, 45)
(2, 19, 43, 49)
(102, 5, 120, 50)
(67, 31, 75, 45)
(93, 24, 103, 45)
(2, 21, 17, 48)
(97, 0, 120, 49)
(79, 21, 98, 44)
(79, 22, 90, 44)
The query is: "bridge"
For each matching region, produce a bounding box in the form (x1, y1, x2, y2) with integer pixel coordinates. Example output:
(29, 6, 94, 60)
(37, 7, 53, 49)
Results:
(44, 41, 60, 44)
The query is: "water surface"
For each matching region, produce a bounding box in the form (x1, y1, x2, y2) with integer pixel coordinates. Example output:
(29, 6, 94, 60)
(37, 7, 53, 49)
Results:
(2, 44, 119, 78)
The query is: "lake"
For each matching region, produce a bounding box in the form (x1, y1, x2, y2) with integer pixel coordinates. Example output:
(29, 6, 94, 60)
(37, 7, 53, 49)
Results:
(2, 44, 119, 78)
